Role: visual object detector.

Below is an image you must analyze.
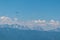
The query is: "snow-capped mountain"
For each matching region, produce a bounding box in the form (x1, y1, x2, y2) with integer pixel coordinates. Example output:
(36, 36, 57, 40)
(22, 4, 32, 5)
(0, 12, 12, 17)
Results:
(0, 24, 43, 31)
(0, 24, 60, 40)
(0, 24, 60, 32)
(0, 16, 60, 40)
(0, 16, 60, 31)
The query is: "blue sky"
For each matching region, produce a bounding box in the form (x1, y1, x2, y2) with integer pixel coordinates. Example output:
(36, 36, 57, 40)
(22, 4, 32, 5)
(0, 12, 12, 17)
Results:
(0, 0, 60, 20)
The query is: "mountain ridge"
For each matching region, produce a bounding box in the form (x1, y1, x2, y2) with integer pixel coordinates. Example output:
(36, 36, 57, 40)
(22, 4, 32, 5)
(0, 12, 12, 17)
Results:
(0, 24, 60, 32)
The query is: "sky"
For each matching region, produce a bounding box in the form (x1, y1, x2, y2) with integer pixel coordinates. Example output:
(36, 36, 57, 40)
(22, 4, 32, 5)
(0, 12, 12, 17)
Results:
(0, 0, 60, 20)
(0, 0, 60, 31)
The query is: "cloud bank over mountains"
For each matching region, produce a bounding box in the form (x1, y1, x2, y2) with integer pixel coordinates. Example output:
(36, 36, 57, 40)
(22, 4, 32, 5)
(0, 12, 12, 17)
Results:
(0, 16, 60, 31)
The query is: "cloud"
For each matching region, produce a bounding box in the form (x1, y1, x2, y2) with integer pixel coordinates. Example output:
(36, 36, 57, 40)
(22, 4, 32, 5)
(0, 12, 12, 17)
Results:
(0, 16, 13, 25)
(48, 19, 60, 26)
(34, 19, 46, 26)
(0, 16, 60, 31)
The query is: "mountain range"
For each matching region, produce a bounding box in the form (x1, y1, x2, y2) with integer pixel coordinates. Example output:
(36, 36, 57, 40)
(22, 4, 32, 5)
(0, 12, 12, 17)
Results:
(0, 24, 60, 40)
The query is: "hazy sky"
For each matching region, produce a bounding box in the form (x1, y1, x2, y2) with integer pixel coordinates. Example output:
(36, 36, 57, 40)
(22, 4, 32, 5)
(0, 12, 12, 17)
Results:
(0, 0, 60, 20)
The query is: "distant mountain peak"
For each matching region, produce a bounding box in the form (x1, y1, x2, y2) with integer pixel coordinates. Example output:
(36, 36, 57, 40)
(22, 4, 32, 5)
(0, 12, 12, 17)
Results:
(0, 16, 60, 31)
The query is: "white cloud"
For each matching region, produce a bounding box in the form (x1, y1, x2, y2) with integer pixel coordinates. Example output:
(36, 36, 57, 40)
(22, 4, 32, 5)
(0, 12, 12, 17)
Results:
(34, 19, 46, 23)
(0, 16, 60, 31)
(48, 19, 60, 26)
(34, 19, 46, 26)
